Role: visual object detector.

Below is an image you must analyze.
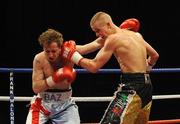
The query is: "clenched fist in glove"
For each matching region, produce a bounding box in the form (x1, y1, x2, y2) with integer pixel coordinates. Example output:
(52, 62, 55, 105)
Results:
(119, 18, 140, 32)
(61, 40, 83, 65)
(45, 66, 76, 87)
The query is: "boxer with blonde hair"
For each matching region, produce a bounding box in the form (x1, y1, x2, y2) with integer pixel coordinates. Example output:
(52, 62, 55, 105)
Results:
(62, 12, 159, 124)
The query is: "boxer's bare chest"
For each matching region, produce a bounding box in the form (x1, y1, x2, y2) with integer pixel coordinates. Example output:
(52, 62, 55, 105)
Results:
(42, 60, 64, 78)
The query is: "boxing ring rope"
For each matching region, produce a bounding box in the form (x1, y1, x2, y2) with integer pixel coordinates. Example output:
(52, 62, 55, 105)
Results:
(1, 67, 180, 73)
(1, 94, 180, 102)
(0, 67, 180, 124)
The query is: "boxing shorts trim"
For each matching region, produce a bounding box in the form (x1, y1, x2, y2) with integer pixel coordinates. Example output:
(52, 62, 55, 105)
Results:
(30, 97, 50, 116)
(38, 89, 72, 103)
(45, 88, 72, 92)
(121, 73, 151, 84)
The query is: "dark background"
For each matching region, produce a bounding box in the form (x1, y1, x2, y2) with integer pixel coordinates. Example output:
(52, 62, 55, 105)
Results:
(0, 0, 180, 123)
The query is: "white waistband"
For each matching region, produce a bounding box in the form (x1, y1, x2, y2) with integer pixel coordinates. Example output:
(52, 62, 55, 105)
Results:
(38, 90, 72, 103)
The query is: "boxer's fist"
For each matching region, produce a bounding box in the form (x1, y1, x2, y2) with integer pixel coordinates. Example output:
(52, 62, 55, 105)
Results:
(120, 18, 140, 32)
(146, 61, 155, 73)
(46, 67, 76, 87)
(62, 40, 76, 50)
(62, 40, 77, 60)
(62, 40, 83, 65)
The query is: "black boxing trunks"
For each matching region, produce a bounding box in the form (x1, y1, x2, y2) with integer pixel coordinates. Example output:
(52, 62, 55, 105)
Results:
(100, 73, 153, 124)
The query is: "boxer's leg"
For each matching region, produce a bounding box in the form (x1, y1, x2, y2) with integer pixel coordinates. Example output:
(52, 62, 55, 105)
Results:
(51, 100, 80, 124)
(134, 101, 152, 124)
(121, 94, 142, 124)
(26, 109, 48, 124)
(100, 90, 138, 124)
(26, 97, 50, 124)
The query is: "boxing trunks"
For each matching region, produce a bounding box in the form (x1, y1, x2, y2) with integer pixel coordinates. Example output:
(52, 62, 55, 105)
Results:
(26, 89, 80, 124)
(100, 73, 153, 124)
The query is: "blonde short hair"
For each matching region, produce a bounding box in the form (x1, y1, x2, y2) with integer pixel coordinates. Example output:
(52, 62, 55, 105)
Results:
(90, 11, 112, 27)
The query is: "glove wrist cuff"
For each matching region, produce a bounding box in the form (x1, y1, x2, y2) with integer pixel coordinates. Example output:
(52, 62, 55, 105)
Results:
(46, 76, 55, 87)
(71, 51, 83, 65)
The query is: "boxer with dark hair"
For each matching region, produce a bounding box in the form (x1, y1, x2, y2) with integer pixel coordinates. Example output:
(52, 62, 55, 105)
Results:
(26, 29, 80, 124)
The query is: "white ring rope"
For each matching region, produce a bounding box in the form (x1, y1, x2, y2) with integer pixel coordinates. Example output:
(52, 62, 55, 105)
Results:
(0, 94, 180, 102)
(0, 68, 180, 124)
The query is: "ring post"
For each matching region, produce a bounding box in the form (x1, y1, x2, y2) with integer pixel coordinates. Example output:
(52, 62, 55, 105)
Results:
(9, 70, 14, 124)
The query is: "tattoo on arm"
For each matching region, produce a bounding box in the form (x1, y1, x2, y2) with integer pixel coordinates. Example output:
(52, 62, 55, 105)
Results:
(35, 58, 41, 65)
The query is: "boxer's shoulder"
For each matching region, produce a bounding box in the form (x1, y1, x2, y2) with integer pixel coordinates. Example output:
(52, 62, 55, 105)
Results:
(34, 51, 47, 64)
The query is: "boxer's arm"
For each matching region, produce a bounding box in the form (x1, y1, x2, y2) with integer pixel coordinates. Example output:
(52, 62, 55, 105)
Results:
(62, 38, 104, 65)
(79, 38, 114, 73)
(145, 41, 159, 71)
(62, 38, 115, 72)
(32, 55, 48, 94)
(76, 37, 104, 55)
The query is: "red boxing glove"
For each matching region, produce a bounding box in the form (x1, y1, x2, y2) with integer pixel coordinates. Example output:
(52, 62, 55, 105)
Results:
(62, 40, 76, 50)
(46, 67, 76, 87)
(62, 40, 83, 65)
(119, 18, 140, 32)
